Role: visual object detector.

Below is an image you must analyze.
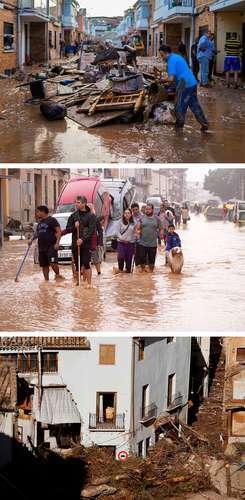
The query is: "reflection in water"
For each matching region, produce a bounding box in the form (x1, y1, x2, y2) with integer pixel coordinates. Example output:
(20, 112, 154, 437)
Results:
(0, 81, 245, 163)
(0, 215, 245, 332)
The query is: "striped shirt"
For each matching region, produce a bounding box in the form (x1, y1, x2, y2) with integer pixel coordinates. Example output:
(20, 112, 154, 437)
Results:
(225, 39, 241, 57)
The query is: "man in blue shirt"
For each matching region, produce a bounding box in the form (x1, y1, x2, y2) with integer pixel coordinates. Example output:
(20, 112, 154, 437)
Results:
(197, 30, 213, 86)
(159, 44, 209, 130)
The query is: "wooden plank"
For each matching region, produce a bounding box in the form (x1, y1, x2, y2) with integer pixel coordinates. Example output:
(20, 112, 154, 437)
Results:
(67, 106, 128, 128)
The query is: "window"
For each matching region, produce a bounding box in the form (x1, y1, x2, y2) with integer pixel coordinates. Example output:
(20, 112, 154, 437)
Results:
(96, 392, 116, 423)
(53, 179, 57, 207)
(99, 344, 116, 365)
(138, 440, 143, 456)
(159, 32, 164, 46)
(17, 352, 58, 373)
(54, 31, 57, 50)
(4, 23, 14, 51)
(167, 373, 176, 407)
(145, 437, 151, 456)
(167, 337, 175, 344)
(237, 348, 245, 363)
(142, 384, 149, 418)
(148, 34, 152, 48)
(44, 175, 48, 205)
(138, 339, 145, 361)
(49, 31, 53, 49)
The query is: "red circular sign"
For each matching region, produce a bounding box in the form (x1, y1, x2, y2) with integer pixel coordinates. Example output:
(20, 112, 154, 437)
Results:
(118, 450, 129, 462)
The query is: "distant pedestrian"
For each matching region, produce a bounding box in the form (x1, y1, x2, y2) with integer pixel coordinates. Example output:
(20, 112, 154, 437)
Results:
(136, 203, 164, 272)
(224, 32, 241, 88)
(208, 33, 216, 82)
(223, 204, 228, 221)
(159, 45, 209, 131)
(191, 39, 200, 80)
(197, 30, 213, 87)
(113, 208, 136, 274)
(178, 41, 189, 64)
(141, 205, 146, 215)
(31, 205, 64, 282)
(60, 39, 65, 59)
(181, 205, 189, 227)
(174, 204, 181, 227)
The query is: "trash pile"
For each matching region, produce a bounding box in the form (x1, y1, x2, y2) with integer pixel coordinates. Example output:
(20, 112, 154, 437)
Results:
(52, 418, 229, 499)
(16, 43, 176, 129)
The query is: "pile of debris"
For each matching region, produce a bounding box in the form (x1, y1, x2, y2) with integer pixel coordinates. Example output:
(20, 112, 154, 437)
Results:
(16, 43, 176, 129)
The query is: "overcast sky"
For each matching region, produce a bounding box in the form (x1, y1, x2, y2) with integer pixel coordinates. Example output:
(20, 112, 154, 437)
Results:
(81, 0, 133, 17)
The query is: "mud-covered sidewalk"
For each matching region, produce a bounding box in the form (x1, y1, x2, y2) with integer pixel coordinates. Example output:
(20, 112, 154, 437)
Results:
(0, 72, 245, 163)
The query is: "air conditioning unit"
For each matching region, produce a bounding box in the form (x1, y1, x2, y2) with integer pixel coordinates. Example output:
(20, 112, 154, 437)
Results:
(0, 2, 4, 9)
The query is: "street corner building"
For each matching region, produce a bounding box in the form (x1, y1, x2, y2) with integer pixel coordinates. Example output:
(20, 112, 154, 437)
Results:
(0, 336, 196, 462)
(0, 0, 85, 76)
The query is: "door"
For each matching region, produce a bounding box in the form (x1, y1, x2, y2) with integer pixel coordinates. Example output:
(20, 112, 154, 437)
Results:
(185, 27, 191, 62)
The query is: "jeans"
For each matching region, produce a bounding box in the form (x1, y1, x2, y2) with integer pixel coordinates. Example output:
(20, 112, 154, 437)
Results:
(175, 84, 208, 129)
(199, 56, 209, 85)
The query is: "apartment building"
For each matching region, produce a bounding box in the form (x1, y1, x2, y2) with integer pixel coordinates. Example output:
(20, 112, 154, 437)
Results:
(0, 0, 17, 75)
(7, 167, 70, 224)
(223, 337, 245, 444)
(18, 0, 63, 66)
(0, 337, 192, 460)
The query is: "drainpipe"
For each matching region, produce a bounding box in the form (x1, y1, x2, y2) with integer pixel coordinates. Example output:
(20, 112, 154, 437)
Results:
(17, 0, 21, 68)
(191, 0, 195, 47)
(130, 339, 136, 453)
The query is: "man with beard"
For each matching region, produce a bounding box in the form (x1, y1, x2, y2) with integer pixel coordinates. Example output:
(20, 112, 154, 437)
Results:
(136, 203, 164, 272)
(63, 196, 96, 287)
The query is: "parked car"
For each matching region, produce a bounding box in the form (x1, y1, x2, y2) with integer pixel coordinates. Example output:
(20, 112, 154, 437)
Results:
(233, 200, 245, 226)
(204, 206, 224, 220)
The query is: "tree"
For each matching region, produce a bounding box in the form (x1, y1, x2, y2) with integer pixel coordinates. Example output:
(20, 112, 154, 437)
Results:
(204, 169, 245, 201)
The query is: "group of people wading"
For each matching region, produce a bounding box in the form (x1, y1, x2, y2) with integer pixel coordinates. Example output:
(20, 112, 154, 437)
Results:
(30, 196, 188, 286)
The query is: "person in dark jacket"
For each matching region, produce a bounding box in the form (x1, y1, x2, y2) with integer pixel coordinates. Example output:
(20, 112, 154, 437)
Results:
(63, 195, 96, 287)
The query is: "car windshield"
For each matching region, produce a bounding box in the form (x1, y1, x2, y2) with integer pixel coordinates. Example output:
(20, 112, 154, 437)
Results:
(238, 203, 245, 210)
(55, 216, 69, 230)
(56, 204, 75, 213)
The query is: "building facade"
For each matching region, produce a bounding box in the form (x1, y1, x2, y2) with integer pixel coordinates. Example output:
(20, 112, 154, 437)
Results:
(0, 0, 17, 75)
(0, 337, 192, 460)
(223, 337, 245, 444)
(7, 167, 70, 224)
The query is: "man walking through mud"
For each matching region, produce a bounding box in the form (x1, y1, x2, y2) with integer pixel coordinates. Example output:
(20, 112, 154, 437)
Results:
(159, 45, 209, 131)
(63, 195, 96, 287)
(30, 205, 64, 281)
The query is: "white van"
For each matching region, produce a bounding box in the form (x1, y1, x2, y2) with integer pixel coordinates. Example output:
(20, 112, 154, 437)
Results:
(233, 200, 245, 226)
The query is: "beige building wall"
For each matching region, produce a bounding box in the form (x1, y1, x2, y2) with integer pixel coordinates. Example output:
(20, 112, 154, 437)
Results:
(216, 12, 245, 73)
(8, 169, 69, 224)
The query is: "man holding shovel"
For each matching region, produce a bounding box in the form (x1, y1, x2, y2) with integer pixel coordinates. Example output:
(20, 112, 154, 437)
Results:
(63, 196, 96, 287)
(29, 205, 64, 281)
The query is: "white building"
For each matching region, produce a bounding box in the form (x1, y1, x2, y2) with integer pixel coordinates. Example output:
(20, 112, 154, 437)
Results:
(0, 336, 192, 460)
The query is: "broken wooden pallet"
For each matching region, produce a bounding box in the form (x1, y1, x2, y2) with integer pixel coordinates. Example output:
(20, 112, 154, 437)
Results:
(87, 90, 145, 115)
(67, 106, 128, 128)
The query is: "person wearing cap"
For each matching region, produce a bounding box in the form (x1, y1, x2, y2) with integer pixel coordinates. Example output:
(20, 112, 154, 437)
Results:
(159, 44, 209, 131)
(63, 195, 96, 287)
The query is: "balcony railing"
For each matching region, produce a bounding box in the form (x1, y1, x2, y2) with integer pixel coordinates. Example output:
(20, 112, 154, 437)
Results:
(89, 413, 125, 430)
(167, 392, 183, 411)
(141, 403, 157, 422)
(168, 0, 192, 8)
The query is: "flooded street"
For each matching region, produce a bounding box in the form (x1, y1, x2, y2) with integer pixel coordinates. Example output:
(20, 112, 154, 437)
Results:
(0, 79, 245, 163)
(0, 215, 245, 332)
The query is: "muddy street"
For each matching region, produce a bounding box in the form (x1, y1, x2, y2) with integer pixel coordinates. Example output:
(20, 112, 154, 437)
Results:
(0, 215, 245, 332)
(0, 79, 245, 163)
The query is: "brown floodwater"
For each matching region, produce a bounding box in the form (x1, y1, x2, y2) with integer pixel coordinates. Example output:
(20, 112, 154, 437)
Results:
(0, 215, 245, 332)
(0, 79, 245, 163)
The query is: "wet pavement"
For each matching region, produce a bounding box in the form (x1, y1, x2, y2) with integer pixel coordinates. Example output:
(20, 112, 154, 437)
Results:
(0, 215, 245, 332)
(0, 79, 245, 163)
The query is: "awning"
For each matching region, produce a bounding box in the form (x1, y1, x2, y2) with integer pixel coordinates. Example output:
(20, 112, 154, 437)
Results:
(33, 387, 81, 425)
(209, 0, 245, 12)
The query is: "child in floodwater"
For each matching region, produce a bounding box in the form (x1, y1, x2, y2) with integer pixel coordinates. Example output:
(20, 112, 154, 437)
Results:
(165, 224, 181, 264)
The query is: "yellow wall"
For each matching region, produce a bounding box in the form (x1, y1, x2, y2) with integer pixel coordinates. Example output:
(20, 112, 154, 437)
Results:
(216, 12, 245, 73)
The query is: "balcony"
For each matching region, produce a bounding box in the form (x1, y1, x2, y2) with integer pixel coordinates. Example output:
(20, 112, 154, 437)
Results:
(153, 0, 192, 22)
(89, 413, 125, 431)
(20, 0, 48, 15)
(167, 392, 183, 412)
(135, 0, 150, 30)
(140, 403, 157, 424)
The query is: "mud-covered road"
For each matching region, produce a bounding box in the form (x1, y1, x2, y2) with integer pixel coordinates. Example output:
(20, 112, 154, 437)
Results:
(0, 77, 245, 163)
